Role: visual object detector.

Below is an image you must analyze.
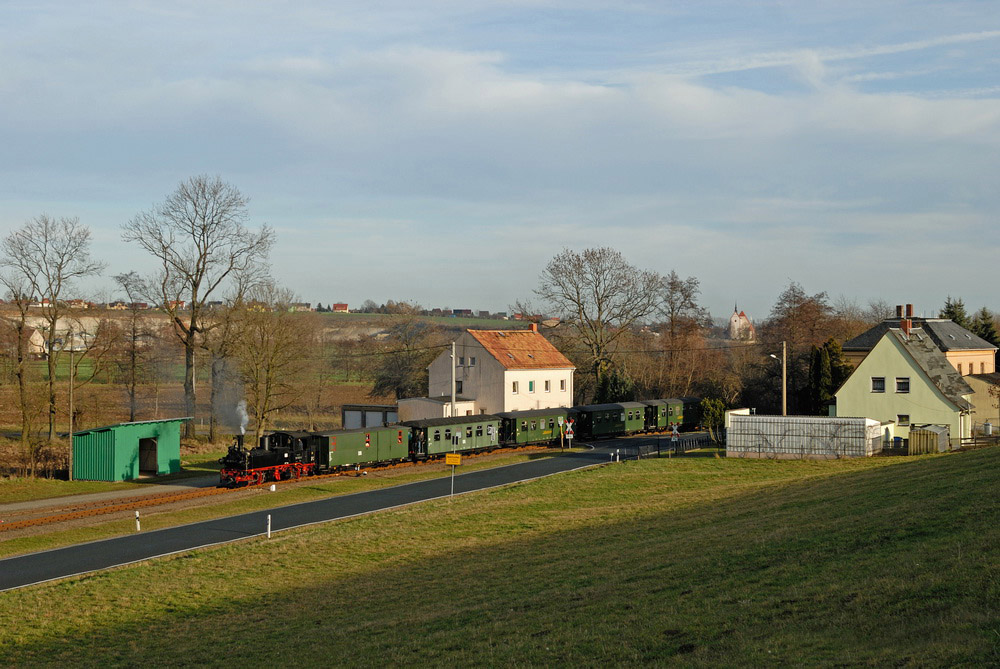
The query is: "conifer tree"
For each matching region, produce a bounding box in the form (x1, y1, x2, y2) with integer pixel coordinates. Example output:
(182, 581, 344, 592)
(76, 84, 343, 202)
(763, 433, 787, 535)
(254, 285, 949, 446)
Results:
(972, 307, 1000, 347)
(940, 296, 971, 329)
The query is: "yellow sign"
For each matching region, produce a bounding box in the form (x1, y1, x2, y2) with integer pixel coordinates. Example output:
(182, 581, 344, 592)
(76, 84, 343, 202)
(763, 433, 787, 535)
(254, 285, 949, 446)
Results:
(445, 453, 462, 466)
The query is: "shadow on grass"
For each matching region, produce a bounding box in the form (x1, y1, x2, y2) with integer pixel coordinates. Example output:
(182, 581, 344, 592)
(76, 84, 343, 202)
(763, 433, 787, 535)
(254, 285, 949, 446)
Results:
(3, 448, 997, 667)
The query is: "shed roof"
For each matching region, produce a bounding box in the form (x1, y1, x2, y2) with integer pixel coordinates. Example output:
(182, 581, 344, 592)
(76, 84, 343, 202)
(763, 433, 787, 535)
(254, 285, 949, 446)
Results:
(466, 329, 575, 370)
(73, 417, 191, 436)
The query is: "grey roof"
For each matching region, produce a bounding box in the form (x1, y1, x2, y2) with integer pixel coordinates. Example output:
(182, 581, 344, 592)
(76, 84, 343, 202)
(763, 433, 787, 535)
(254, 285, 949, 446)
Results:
(845, 318, 996, 352)
(891, 328, 974, 410)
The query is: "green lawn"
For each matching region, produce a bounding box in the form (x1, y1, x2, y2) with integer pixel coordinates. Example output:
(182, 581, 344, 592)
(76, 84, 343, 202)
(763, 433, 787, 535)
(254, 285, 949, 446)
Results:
(0, 448, 996, 667)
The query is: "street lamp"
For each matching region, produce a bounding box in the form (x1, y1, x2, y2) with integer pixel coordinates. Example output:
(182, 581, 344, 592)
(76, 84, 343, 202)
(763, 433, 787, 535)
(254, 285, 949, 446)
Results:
(769, 341, 787, 416)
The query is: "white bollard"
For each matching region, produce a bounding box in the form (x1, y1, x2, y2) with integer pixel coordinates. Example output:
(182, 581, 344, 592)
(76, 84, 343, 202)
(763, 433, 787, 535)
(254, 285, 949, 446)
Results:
(267, 514, 272, 539)
(135, 510, 140, 532)
(270, 484, 276, 492)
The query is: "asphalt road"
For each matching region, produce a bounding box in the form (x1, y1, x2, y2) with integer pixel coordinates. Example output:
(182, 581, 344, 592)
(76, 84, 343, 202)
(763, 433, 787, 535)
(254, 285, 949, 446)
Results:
(0, 447, 612, 592)
(0, 434, 710, 592)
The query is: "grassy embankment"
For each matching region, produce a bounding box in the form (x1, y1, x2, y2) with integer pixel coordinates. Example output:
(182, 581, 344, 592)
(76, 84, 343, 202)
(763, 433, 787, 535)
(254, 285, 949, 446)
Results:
(1, 447, 996, 666)
(0, 449, 574, 558)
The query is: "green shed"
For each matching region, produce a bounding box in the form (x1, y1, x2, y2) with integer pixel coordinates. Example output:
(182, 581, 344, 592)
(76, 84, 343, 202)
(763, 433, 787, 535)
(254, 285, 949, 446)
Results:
(72, 418, 188, 482)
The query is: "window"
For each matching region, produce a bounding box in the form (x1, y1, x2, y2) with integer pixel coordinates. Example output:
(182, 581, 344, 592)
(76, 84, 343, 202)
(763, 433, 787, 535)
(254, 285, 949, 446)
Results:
(458, 356, 465, 366)
(455, 381, 463, 394)
(958, 363, 963, 375)
(982, 362, 986, 374)
(475, 425, 483, 437)
(530, 420, 537, 430)
(512, 381, 519, 394)
(896, 377, 910, 393)
(528, 380, 535, 393)
(897, 414, 910, 426)
(871, 377, 885, 393)
(433, 430, 441, 442)
(444, 429, 452, 441)
(466, 426, 472, 438)
(544, 380, 551, 392)
(521, 420, 527, 430)
(560, 379, 566, 391)
(470, 356, 476, 366)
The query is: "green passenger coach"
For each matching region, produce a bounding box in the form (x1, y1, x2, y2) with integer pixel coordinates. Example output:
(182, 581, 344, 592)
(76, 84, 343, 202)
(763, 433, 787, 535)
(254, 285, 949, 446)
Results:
(497, 408, 570, 446)
(403, 415, 502, 458)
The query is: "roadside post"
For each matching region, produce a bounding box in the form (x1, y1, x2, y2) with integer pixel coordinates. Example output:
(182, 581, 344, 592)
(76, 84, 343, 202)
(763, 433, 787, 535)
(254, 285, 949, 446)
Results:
(446, 452, 462, 497)
(565, 419, 574, 450)
(135, 510, 140, 532)
(672, 423, 680, 456)
(558, 416, 564, 450)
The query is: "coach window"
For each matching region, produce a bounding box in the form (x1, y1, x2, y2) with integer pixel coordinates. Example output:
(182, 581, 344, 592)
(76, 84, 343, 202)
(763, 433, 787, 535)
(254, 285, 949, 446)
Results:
(444, 429, 451, 441)
(531, 420, 537, 430)
(476, 425, 483, 437)
(895, 377, 910, 393)
(434, 430, 440, 442)
(521, 420, 527, 430)
(466, 426, 472, 438)
(549, 418, 555, 429)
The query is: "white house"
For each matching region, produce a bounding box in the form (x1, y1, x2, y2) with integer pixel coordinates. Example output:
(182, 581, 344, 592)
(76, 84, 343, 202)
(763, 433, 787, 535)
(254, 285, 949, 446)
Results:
(398, 324, 576, 421)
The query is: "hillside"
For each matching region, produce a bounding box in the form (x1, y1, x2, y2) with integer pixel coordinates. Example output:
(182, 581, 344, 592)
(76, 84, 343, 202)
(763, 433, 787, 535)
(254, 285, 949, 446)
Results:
(1, 448, 996, 666)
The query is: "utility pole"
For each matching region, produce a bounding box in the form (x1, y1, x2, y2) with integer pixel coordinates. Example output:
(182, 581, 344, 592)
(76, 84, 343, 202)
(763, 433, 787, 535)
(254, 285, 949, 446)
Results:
(68, 329, 75, 481)
(450, 341, 456, 418)
(781, 340, 787, 416)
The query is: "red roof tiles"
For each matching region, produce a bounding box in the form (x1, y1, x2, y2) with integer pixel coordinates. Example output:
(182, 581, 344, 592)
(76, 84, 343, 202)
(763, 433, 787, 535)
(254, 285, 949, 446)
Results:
(467, 329, 575, 370)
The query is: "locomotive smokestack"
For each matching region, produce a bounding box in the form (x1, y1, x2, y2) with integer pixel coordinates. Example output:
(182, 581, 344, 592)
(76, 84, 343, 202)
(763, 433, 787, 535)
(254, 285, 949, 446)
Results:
(236, 434, 244, 448)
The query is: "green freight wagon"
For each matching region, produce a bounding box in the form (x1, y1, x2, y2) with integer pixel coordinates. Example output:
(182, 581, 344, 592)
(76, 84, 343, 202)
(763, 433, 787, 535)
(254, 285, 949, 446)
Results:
(403, 415, 502, 458)
(72, 418, 188, 482)
(497, 408, 569, 446)
(314, 427, 410, 468)
(574, 402, 647, 439)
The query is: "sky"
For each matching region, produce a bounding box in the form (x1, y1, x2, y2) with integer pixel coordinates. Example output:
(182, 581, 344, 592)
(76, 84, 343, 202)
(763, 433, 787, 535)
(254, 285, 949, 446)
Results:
(2, 1, 999, 321)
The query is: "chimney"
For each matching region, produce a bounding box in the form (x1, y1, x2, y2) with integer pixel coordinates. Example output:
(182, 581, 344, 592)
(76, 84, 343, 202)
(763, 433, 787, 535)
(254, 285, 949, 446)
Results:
(901, 318, 911, 337)
(905, 304, 913, 319)
(530, 322, 538, 333)
(895, 305, 904, 319)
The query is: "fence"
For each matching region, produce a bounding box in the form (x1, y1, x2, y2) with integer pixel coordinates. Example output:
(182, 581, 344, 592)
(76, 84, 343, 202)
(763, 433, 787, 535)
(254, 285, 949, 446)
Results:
(633, 433, 713, 458)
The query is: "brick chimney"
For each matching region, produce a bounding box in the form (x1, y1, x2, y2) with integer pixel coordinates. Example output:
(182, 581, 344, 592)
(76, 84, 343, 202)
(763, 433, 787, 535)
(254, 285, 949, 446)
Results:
(529, 322, 538, 333)
(905, 304, 913, 319)
(896, 304, 904, 319)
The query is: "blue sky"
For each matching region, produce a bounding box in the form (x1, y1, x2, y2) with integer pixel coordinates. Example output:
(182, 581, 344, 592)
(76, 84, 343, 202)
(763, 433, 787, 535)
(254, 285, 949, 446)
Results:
(2, 1, 999, 321)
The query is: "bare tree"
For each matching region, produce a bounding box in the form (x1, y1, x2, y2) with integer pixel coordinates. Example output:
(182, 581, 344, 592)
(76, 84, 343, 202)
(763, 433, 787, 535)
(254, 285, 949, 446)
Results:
(112, 272, 156, 422)
(0, 274, 45, 474)
(1, 216, 105, 443)
(122, 176, 274, 439)
(535, 247, 661, 386)
(233, 284, 318, 441)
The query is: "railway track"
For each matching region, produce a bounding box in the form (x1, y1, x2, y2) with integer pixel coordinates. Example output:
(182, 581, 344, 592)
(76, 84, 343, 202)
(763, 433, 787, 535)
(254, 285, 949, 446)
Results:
(0, 444, 558, 533)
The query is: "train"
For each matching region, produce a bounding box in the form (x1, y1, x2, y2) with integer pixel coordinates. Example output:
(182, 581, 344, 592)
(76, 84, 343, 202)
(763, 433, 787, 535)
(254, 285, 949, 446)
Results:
(218, 397, 701, 487)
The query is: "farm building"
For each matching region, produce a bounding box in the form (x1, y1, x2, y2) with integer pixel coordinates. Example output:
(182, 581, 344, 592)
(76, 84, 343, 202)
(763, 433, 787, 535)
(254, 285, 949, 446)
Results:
(727, 415, 883, 459)
(72, 418, 188, 481)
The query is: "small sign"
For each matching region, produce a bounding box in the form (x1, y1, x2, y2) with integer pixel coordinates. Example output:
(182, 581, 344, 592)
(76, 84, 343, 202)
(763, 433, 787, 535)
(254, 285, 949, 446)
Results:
(446, 453, 462, 466)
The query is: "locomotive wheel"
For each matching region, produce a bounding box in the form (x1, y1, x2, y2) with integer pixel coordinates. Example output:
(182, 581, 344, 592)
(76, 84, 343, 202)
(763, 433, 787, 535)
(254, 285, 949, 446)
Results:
(253, 472, 264, 486)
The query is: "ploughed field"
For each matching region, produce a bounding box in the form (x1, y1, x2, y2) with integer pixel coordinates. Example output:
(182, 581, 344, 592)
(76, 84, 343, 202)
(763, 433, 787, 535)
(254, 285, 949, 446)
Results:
(1, 447, 996, 666)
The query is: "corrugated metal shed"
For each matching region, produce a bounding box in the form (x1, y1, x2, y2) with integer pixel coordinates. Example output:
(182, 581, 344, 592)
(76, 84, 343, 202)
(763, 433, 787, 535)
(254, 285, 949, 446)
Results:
(727, 415, 883, 459)
(72, 418, 189, 481)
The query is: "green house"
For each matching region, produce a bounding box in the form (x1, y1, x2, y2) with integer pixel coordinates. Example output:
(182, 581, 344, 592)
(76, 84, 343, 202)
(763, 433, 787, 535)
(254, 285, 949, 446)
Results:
(72, 418, 188, 481)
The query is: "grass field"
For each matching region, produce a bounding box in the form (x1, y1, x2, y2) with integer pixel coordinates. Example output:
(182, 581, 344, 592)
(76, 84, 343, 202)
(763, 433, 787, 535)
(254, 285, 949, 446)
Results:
(1, 448, 996, 666)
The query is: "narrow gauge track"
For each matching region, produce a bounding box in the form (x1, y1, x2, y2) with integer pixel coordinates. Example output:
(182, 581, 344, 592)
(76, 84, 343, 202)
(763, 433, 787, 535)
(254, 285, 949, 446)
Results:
(0, 444, 557, 533)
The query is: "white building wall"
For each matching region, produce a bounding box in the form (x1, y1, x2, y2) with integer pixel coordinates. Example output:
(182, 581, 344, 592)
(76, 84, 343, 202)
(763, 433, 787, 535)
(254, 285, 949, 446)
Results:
(502, 369, 574, 411)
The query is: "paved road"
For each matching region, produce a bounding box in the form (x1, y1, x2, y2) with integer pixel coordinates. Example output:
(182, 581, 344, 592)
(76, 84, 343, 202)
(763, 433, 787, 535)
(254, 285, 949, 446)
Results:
(0, 434, 712, 592)
(0, 447, 612, 592)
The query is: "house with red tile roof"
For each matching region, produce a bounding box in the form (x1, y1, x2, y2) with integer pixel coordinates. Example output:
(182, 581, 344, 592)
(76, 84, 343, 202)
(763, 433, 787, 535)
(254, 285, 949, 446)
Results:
(398, 324, 576, 421)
